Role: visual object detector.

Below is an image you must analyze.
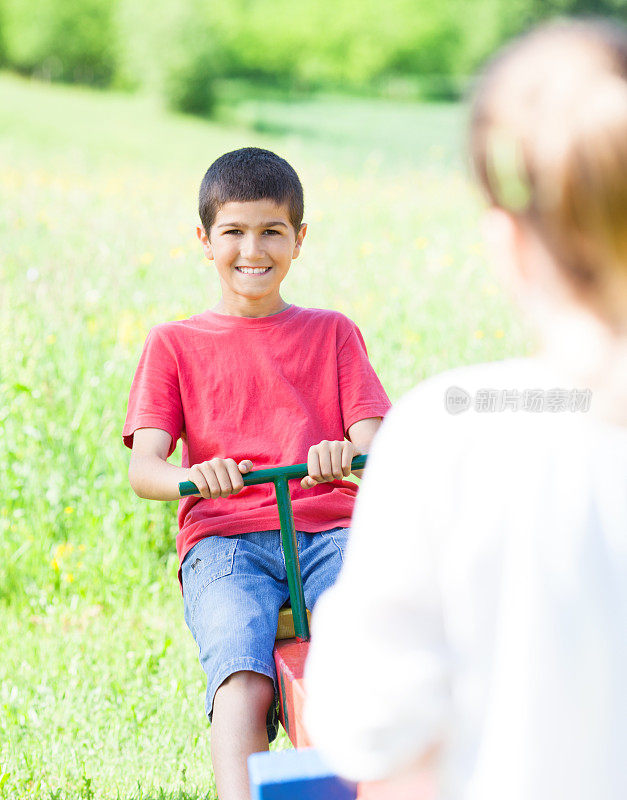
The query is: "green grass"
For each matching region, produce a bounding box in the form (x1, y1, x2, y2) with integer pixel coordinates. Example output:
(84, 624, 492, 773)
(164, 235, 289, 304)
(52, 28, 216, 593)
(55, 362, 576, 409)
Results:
(0, 72, 533, 798)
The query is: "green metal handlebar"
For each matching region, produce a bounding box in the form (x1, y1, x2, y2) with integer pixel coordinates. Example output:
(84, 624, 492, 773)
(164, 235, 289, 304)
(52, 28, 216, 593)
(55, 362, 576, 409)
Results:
(178, 454, 367, 496)
(177, 454, 368, 642)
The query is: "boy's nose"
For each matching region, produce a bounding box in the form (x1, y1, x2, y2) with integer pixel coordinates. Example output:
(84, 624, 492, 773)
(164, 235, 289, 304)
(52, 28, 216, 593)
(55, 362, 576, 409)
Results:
(240, 234, 264, 260)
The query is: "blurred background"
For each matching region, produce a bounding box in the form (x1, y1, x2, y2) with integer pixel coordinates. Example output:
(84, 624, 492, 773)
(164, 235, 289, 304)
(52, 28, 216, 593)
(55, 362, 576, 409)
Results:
(1, 2, 626, 799)
(1, 0, 626, 112)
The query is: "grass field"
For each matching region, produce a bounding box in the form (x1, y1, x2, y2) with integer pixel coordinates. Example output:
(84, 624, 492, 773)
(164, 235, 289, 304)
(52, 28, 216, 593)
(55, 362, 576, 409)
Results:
(1, 72, 532, 799)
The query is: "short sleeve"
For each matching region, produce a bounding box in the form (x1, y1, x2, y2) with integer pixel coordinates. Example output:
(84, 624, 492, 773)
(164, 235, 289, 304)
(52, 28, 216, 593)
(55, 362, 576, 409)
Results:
(122, 326, 184, 457)
(337, 322, 391, 433)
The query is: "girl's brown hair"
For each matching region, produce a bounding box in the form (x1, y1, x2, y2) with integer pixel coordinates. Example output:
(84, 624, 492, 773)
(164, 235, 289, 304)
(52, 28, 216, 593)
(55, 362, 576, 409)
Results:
(470, 19, 627, 293)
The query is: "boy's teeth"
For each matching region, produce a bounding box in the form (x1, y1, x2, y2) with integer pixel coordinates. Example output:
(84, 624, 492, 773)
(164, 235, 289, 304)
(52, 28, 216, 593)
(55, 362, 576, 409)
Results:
(237, 267, 270, 274)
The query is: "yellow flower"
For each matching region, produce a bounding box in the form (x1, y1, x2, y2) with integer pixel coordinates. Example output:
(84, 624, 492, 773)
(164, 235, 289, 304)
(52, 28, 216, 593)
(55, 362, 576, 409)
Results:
(53, 542, 74, 562)
(63, 573, 74, 584)
(46, 334, 56, 345)
(474, 330, 485, 340)
(402, 328, 422, 345)
(64, 506, 74, 515)
(139, 252, 154, 265)
(118, 310, 146, 348)
(51, 559, 60, 572)
(359, 242, 373, 257)
(169, 247, 185, 260)
(78, 544, 86, 552)
(414, 236, 428, 250)
(494, 329, 505, 339)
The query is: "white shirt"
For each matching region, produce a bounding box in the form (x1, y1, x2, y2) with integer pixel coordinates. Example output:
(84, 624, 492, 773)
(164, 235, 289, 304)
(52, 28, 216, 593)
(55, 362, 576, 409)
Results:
(305, 358, 627, 800)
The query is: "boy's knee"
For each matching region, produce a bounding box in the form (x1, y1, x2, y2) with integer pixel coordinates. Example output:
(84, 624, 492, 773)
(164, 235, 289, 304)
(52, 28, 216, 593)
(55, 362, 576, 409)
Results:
(216, 670, 275, 713)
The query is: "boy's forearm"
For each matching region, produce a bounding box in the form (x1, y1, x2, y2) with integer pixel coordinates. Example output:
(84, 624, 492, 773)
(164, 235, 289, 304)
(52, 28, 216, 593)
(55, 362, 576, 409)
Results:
(128, 453, 189, 501)
(348, 417, 383, 478)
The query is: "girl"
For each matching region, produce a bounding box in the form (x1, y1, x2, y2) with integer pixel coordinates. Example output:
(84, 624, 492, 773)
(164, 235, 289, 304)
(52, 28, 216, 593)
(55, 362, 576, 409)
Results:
(305, 19, 627, 800)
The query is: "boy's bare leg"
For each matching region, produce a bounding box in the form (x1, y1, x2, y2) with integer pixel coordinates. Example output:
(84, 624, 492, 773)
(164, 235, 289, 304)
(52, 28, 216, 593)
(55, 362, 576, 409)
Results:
(211, 670, 276, 800)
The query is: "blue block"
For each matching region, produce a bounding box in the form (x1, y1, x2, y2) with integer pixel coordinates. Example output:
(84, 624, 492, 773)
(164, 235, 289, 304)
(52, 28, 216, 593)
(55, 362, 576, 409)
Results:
(248, 748, 358, 800)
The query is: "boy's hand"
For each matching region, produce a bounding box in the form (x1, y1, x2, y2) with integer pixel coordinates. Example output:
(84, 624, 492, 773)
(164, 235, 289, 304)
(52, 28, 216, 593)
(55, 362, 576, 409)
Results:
(301, 440, 356, 489)
(186, 458, 253, 499)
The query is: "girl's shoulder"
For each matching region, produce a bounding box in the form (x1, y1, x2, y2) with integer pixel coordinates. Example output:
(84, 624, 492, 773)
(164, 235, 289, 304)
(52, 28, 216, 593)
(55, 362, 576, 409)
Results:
(396, 357, 545, 414)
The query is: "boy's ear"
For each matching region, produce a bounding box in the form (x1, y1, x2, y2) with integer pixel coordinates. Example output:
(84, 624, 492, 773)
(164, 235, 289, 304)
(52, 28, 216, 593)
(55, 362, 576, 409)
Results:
(197, 225, 214, 260)
(292, 222, 307, 259)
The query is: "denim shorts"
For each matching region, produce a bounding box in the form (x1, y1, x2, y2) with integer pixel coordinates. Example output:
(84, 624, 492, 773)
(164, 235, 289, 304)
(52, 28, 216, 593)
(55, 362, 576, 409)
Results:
(180, 527, 349, 742)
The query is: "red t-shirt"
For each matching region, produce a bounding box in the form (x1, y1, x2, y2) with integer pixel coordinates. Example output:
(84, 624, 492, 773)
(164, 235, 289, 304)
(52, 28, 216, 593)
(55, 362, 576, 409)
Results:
(122, 304, 391, 571)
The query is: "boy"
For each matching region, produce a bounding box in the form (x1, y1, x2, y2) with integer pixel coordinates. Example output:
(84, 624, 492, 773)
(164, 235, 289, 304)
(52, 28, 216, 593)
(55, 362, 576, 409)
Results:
(122, 147, 390, 800)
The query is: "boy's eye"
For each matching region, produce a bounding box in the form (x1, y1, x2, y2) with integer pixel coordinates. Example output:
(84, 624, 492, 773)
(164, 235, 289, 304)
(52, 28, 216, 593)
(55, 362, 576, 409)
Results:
(263, 229, 280, 236)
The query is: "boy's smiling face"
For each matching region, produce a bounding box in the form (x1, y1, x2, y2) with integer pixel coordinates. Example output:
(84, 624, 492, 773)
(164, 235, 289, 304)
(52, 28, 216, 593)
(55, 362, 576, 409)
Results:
(197, 199, 306, 318)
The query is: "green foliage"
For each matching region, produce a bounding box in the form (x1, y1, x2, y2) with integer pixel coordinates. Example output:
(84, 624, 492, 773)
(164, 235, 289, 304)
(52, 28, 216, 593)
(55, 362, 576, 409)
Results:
(533, 0, 627, 16)
(163, 49, 217, 116)
(0, 4, 6, 67)
(114, 0, 221, 114)
(194, 0, 497, 88)
(2, 0, 116, 85)
(159, 3, 220, 116)
(5, 0, 624, 110)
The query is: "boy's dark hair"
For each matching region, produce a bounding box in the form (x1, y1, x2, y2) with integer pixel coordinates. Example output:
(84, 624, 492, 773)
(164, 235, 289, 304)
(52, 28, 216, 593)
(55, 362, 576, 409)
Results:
(199, 147, 304, 234)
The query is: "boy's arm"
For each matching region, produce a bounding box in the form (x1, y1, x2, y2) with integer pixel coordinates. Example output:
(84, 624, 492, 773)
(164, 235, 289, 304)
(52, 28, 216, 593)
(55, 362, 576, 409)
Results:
(300, 417, 383, 489)
(128, 427, 252, 500)
(346, 417, 382, 478)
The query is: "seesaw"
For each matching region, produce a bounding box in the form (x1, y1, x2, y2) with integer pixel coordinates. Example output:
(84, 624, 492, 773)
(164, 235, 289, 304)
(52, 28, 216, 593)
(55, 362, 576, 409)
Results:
(179, 457, 431, 799)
